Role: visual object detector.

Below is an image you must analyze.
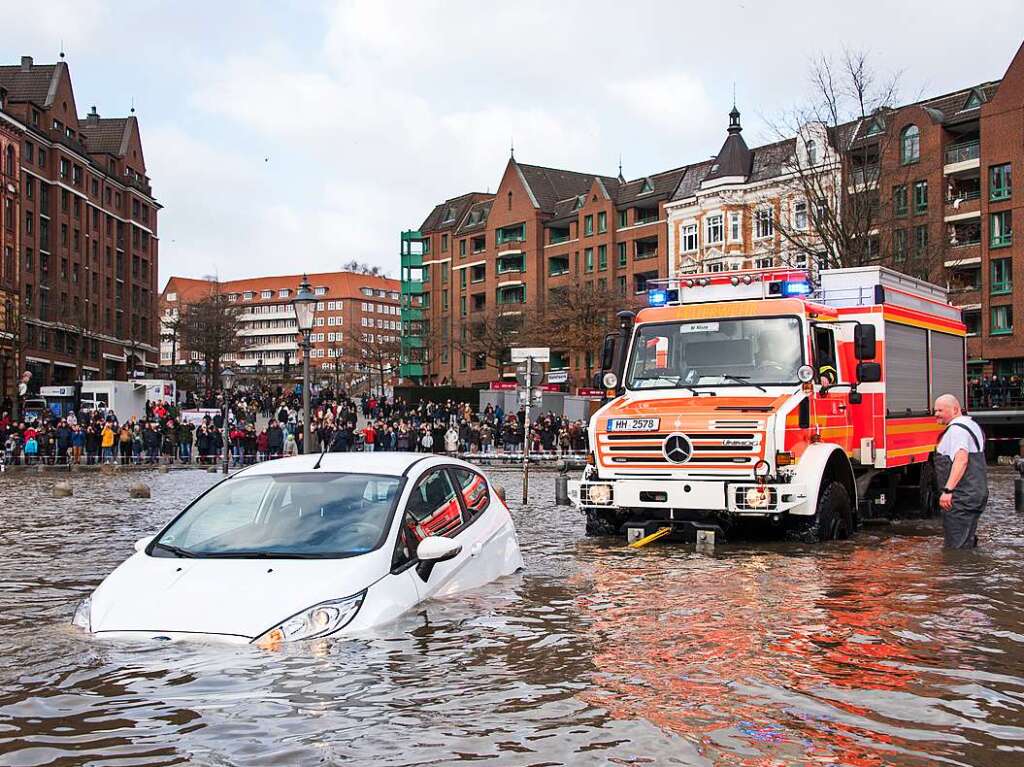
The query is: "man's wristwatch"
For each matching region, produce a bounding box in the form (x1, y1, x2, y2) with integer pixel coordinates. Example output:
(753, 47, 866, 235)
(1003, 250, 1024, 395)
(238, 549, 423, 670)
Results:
(942, 487, 955, 494)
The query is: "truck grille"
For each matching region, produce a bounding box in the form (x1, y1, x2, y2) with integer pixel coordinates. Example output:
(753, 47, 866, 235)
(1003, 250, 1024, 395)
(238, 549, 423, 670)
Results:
(598, 431, 764, 468)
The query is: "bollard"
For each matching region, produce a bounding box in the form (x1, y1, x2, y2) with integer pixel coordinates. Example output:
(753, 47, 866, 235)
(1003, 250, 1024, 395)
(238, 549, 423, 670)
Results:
(555, 475, 569, 505)
(695, 529, 716, 555)
(53, 480, 73, 498)
(129, 483, 151, 499)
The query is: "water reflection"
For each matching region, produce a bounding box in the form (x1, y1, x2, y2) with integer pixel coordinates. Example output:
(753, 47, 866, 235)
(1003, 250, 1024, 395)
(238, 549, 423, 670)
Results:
(0, 468, 1022, 765)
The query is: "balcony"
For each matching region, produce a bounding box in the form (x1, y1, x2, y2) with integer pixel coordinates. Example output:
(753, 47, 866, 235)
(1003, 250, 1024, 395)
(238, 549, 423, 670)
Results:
(945, 139, 980, 166)
(125, 174, 153, 196)
(634, 236, 659, 261)
(848, 165, 880, 189)
(496, 286, 526, 305)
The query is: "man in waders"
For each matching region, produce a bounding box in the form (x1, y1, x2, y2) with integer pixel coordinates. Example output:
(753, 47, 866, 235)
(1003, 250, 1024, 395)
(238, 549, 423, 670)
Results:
(933, 394, 988, 549)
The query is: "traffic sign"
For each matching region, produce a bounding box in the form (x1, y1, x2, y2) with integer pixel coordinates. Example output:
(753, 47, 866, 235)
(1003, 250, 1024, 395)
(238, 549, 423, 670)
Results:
(511, 347, 550, 362)
(515, 364, 543, 388)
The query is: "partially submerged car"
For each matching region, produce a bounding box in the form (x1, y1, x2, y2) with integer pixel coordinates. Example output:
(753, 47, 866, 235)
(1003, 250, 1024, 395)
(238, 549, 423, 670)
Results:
(72, 453, 523, 646)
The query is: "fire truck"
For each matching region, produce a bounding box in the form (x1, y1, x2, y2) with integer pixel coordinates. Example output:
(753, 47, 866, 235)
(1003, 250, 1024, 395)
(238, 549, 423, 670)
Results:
(568, 266, 966, 542)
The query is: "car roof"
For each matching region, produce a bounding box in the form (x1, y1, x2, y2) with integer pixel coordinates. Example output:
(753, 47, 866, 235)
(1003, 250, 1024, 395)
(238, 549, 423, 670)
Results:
(231, 452, 475, 479)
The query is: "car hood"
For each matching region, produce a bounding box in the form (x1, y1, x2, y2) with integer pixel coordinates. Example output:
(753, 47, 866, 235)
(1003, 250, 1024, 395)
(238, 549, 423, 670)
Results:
(90, 550, 385, 640)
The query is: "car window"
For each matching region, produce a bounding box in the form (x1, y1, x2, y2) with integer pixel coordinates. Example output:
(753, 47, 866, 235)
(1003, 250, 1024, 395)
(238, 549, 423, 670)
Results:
(450, 467, 489, 519)
(154, 473, 401, 558)
(393, 469, 464, 570)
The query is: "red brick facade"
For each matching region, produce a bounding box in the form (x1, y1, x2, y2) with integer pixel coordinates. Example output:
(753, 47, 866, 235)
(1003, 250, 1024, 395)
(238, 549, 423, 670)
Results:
(0, 87, 21, 403)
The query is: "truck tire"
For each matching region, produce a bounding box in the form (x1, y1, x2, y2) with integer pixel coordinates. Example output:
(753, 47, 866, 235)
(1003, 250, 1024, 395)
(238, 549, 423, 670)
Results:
(584, 508, 619, 537)
(918, 460, 938, 518)
(786, 481, 852, 543)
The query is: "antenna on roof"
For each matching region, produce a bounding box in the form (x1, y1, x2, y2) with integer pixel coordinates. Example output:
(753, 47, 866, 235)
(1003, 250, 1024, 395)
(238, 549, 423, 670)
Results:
(130, 96, 135, 115)
(732, 82, 736, 109)
(59, 40, 65, 60)
(510, 136, 515, 160)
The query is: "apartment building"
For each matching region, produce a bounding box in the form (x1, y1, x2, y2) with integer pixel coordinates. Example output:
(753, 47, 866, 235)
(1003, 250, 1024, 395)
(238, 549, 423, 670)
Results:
(403, 39, 1024, 386)
(160, 271, 400, 378)
(0, 56, 160, 386)
(0, 85, 21, 402)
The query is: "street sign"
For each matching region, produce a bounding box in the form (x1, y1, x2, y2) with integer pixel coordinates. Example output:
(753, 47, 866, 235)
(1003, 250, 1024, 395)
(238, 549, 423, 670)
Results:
(511, 347, 550, 362)
(515, 364, 543, 388)
(540, 383, 562, 392)
(547, 369, 568, 384)
(490, 381, 517, 391)
(578, 387, 605, 397)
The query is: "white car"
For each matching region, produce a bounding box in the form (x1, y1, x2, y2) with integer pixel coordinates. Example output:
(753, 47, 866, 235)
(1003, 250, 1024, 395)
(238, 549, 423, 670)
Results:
(72, 453, 524, 646)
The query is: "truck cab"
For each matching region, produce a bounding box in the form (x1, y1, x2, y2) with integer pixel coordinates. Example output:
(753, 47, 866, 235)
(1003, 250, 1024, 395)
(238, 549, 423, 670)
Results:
(569, 267, 965, 543)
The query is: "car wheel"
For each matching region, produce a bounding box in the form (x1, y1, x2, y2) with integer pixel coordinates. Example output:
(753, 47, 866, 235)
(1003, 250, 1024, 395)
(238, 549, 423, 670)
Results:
(584, 508, 619, 537)
(786, 481, 852, 543)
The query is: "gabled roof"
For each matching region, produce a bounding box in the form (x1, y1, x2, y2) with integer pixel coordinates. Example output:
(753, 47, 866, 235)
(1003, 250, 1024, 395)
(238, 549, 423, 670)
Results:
(161, 271, 400, 303)
(515, 161, 618, 212)
(670, 160, 716, 200)
(82, 116, 130, 156)
(455, 199, 493, 235)
(419, 192, 490, 233)
(617, 166, 687, 206)
(703, 107, 753, 183)
(0, 62, 60, 106)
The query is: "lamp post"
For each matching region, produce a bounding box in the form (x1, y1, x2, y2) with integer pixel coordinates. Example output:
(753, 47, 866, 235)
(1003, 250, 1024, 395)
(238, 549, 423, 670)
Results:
(221, 366, 235, 474)
(291, 274, 317, 455)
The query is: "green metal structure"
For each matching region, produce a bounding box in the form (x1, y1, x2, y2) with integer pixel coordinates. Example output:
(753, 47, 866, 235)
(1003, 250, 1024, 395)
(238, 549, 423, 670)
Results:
(399, 230, 429, 381)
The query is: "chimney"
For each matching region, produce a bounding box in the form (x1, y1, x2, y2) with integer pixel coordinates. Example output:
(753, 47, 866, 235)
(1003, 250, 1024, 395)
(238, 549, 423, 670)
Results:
(20, 56, 33, 72)
(86, 105, 100, 125)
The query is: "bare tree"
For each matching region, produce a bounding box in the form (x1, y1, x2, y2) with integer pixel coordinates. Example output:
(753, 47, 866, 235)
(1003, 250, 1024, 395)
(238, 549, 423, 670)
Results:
(452, 309, 541, 379)
(344, 329, 401, 396)
(179, 282, 245, 388)
(764, 48, 945, 278)
(341, 259, 388, 278)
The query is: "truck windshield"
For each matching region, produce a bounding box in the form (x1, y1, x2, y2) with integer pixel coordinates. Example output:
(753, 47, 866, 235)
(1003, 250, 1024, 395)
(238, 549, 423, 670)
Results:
(626, 317, 804, 390)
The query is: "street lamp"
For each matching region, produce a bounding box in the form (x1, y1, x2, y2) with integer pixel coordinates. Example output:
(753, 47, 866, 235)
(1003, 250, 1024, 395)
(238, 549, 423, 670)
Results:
(291, 274, 317, 455)
(221, 366, 236, 474)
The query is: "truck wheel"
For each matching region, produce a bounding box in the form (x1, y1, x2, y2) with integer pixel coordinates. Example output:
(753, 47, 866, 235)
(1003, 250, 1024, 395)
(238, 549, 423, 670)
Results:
(786, 481, 852, 543)
(584, 508, 619, 537)
(918, 460, 938, 518)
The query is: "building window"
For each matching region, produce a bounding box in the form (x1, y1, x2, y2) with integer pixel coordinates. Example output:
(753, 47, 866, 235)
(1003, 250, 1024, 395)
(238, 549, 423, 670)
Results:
(990, 163, 1012, 201)
(598, 244, 607, 271)
(597, 211, 607, 233)
(755, 208, 773, 239)
(705, 215, 723, 245)
(913, 180, 928, 214)
(314, 286, 326, 296)
(459, 239, 466, 257)
(729, 212, 741, 241)
(459, 269, 466, 290)
(243, 291, 253, 300)
(991, 304, 1013, 335)
(617, 276, 626, 295)
(893, 228, 907, 262)
(441, 234, 448, 252)
(991, 257, 1012, 295)
(991, 211, 1013, 249)
(900, 125, 920, 165)
(261, 290, 273, 299)
(914, 224, 928, 255)
(584, 247, 594, 272)
(806, 139, 818, 165)
(548, 255, 569, 276)
(617, 210, 628, 229)
(681, 224, 698, 252)
(496, 223, 525, 245)
(963, 309, 981, 336)
(893, 185, 908, 217)
(617, 242, 627, 267)
(794, 202, 808, 231)
(584, 215, 594, 236)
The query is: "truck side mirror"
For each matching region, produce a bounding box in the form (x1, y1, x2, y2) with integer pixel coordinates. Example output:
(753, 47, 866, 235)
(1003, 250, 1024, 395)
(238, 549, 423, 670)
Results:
(600, 333, 617, 371)
(857, 362, 882, 383)
(854, 324, 877, 360)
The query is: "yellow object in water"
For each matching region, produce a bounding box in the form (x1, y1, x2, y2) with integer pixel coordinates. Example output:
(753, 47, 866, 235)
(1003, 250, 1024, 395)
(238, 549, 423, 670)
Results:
(628, 527, 672, 549)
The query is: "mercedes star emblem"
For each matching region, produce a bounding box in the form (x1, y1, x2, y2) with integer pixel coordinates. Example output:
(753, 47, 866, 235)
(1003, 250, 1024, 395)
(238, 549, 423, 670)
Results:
(663, 433, 693, 464)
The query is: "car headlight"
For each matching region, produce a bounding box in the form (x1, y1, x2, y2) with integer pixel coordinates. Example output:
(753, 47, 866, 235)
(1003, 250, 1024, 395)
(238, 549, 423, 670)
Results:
(588, 483, 612, 505)
(745, 486, 773, 509)
(72, 596, 92, 632)
(253, 591, 365, 648)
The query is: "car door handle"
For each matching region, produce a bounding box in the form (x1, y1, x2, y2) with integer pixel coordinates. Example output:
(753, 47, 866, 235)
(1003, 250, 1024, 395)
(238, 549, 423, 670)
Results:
(470, 541, 483, 557)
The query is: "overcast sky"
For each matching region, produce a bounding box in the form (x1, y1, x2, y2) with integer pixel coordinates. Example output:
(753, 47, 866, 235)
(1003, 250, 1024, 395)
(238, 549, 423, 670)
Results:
(3, 1, 1023, 289)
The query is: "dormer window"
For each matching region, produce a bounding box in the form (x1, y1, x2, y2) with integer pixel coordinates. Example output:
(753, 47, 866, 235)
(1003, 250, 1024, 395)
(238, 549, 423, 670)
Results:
(314, 286, 326, 296)
(864, 117, 884, 136)
(278, 288, 291, 298)
(243, 291, 254, 300)
(441, 205, 457, 223)
(963, 89, 984, 110)
(639, 178, 654, 194)
(574, 194, 585, 210)
(260, 290, 273, 299)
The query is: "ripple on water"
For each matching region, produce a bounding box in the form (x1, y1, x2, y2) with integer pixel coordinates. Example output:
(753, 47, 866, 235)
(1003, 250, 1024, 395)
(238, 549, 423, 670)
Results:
(1, 467, 1023, 765)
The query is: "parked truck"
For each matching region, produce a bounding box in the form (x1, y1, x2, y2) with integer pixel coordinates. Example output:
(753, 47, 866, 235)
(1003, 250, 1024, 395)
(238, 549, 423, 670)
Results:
(568, 266, 965, 542)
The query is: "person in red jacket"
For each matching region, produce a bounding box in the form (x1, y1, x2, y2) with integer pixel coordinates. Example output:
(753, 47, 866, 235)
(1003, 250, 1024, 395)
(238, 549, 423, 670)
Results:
(256, 429, 269, 462)
(362, 424, 377, 452)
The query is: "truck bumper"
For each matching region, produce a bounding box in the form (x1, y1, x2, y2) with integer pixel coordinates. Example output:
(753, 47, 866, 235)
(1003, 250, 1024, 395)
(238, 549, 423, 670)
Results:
(568, 478, 810, 516)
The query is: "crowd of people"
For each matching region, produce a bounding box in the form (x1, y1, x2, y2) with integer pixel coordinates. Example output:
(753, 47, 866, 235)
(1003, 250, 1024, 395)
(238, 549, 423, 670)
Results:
(0, 386, 591, 466)
(968, 376, 1024, 410)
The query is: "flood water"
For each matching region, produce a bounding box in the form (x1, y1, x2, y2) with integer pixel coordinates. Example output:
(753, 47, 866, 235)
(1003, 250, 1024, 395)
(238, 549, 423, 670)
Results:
(1, 467, 1023, 766)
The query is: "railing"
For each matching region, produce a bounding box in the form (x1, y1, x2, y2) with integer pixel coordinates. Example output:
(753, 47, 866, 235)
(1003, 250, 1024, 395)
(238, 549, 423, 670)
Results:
(970, 393, 1024, 411)
(634, 248, 659, 261)
(849, 165, 880, 186)
(548, 232, 570, 245)
(125, 174, 153, 196)
(946, 189, 981, 203)
(945, 140, 980, 164)
(949, 236, 981, 247)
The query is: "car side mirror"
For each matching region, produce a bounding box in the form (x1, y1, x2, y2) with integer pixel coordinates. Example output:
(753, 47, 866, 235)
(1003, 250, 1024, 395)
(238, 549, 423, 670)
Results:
(134, 535, 154, 554)
(854, 324, 877, 360)
(857, 362, 882, 383)
(415, 536, 462, 581)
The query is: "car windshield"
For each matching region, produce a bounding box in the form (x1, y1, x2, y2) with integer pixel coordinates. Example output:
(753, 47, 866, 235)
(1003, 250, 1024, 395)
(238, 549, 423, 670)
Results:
(626, 317, 804, 389)
(152, 473, 403, 558)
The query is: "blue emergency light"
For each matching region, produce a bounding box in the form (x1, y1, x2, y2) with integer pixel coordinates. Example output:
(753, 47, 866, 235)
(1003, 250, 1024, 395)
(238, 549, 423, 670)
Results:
(647, 288, 679, 306)
(780, 280, 812, 297)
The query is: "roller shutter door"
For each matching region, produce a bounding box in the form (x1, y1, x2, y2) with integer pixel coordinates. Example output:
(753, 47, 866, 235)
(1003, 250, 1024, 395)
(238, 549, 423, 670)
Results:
(930, 330, 965, 406)
(885, 322, 928, 415)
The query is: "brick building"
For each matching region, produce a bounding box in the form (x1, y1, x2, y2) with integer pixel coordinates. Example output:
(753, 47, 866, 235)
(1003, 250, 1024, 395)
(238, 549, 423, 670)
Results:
(0, 56, 160, 387)
(403, 39, 1024, 388)
(160, 272, 400, 386)
(0, 84, 22, 403)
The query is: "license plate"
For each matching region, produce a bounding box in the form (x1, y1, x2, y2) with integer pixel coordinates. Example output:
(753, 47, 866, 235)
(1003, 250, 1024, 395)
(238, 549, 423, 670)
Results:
(607, 417, 660, 432)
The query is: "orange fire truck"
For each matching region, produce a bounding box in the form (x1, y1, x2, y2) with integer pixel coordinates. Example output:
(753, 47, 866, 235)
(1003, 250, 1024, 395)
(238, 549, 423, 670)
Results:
(568, 266, 966, 542)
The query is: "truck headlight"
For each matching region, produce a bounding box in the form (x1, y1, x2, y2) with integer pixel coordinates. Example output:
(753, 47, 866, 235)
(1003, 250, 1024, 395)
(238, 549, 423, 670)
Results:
(588, 483, 612, 505)
(72, 596, 92, 632)
(253, 591, 365, 648)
